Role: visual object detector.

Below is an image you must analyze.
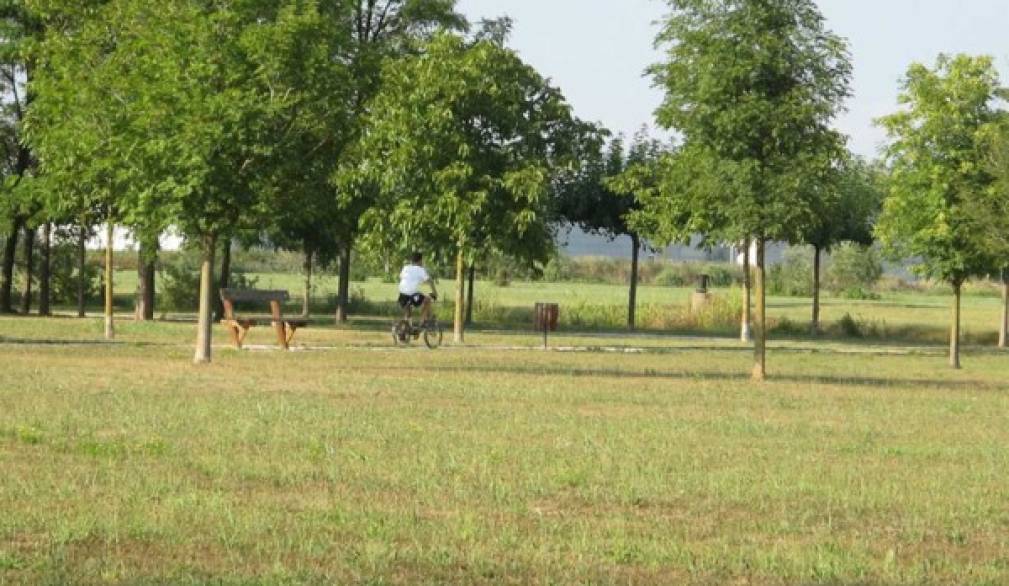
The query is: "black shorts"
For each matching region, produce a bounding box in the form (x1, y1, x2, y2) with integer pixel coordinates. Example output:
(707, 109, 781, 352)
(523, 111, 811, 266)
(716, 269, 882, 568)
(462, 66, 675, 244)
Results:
(398, 293, 426, 309)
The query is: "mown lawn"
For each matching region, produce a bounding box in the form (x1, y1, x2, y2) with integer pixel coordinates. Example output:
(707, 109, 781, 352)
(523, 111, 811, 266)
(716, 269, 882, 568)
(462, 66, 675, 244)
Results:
(2, 317, 1009, 584)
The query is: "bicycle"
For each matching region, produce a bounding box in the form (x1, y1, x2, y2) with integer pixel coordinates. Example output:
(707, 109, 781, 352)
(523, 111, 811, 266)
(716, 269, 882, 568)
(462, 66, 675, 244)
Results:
(392, 298, 443, 349)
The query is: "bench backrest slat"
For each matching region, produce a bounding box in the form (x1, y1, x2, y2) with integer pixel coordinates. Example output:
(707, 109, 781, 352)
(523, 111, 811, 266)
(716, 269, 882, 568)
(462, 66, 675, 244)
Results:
(220, 288, 290, 303)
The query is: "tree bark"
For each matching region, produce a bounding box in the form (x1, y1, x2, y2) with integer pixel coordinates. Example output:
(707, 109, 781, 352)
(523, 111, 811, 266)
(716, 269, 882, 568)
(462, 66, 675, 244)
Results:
(811, 245, 821, 334)
(77, 227, 87, 318)
(335, 244, 351, 323)
(950, 281, 962, 369)
(214, 238, 231, 321)
(741, 241, 752, 343)
(453, 248, 465, 344)
(465, 263, 475, 326)
(135, 246, 156, 321)
(628, 233, 640, 330)
(1000, 268, 1007, 349)
(104, 223, 115, 340)
(752, 239, 767, 381)
(19, 225, 34, 315)
(194, 234, 218, 364)
(39, 223, 51, 316)
(302, 248, 313, 318)
(0, 216, 21, 313)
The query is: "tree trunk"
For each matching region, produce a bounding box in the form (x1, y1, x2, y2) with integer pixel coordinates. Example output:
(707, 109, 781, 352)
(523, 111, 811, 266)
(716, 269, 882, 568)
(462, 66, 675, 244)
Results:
(19, 225, 34, 315)
(194, 234, 218, 364)
(302, 248, 313, 318)
(453, 249, 465, 344)
(752, 239, 767, 381)
(214, 238, 231, 321)
(335, 244, 351, 323)
(740, 241, 752, 343)
(104, 223, 115, 340)
(77, 227, 87, 318)
(465, 263, 475, 326)
(38, 223, 51, 316)
(1000, 269, 1007, 349)
(628, 233, 640, 330)
(950, 281, 962, 369)
(135, 247, 156, 321)
(0, 216, 21, 313)
(811, 245, 821, 334)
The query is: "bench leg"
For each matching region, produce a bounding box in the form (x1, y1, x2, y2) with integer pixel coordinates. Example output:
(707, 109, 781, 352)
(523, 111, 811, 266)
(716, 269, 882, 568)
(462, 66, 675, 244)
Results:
(273, 321, 289, 351)
(227, 322, 242, 349)
(237, 326, 250, 349)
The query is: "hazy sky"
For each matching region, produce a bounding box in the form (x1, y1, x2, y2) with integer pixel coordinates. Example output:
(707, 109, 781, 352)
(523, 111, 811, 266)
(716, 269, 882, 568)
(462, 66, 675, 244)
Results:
(456, 0, 1009, 158)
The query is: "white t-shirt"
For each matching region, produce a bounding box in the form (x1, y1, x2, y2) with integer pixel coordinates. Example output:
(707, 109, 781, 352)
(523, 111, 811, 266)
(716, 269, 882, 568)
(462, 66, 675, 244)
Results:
(398, 264, 430, 295)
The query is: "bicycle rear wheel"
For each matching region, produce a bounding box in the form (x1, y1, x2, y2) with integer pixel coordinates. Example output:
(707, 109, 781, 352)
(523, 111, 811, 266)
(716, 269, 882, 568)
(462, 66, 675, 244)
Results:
(423, 321, 443, 349)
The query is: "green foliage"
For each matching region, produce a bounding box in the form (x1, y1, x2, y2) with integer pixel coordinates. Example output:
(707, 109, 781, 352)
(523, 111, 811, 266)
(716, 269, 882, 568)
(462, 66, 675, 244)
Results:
(804, 157, 884, 251)
(343, 32, 579, 268)
(559, 128, 667, 243)
(836, 313, 863, 338)
(49, 234, 99, 305)
(826, 244, 883, 298)
(653, 263, 740, 289)
(967, 122, 1009, 268)
(160, 251, 257, 312)
(768, 249, 813, 297)
(641, 0, 852, 246)
(876, 54, 1005, 285)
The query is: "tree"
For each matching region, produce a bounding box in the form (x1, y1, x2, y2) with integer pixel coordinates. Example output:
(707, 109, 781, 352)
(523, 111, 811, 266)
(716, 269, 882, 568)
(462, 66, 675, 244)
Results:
(801, 157, 882, 333)
(342, 32, 578, 343)
(330, 0, 466, 323)
(595, 131, 667, 329)
(876, 54, 1004, 369)
(646, 0, 851, 380)
(990, 128, 1009, 348)
(0, 3, 39, 314)
(246, 1, 356, 320)
(963, 118, 1009, 347)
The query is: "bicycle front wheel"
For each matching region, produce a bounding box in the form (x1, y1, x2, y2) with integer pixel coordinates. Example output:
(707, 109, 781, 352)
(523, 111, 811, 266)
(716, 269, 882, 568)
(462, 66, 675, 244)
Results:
(423, 321, 443, 349)
(393, 320, 412, 346)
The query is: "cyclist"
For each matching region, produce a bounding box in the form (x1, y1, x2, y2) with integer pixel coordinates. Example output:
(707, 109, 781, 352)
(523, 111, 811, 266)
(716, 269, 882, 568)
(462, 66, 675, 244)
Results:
(398, 252, 438, 325)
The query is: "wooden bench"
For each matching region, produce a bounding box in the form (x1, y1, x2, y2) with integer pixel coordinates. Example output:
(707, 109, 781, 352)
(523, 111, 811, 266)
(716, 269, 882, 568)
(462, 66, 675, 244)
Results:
(219, 288, 308, 350)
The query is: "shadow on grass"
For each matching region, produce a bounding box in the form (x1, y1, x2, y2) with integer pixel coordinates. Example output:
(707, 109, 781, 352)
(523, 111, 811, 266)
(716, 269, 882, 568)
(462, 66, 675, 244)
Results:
(341, 362, 1003, 392)
(0, 336, 170, 348)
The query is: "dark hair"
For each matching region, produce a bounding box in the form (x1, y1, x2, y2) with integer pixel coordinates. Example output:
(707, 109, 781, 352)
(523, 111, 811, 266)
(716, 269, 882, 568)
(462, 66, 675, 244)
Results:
(410, 252, 423, 264)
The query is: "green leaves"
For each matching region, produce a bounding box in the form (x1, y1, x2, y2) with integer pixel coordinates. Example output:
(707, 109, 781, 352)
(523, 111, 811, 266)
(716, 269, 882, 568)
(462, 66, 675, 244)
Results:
(876, 54, 1005, 283)
(342, 32, 577, 266)
(648, 0, 851, 244)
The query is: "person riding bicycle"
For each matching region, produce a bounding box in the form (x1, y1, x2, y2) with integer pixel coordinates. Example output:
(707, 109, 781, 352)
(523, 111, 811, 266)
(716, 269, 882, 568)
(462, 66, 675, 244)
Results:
(398, 252, 438, 325)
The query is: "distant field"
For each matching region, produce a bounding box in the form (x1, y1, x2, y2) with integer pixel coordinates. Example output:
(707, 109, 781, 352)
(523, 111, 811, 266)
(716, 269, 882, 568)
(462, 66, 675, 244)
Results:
(2, 317, 1009, 584)
(100, 269, 1006, 345)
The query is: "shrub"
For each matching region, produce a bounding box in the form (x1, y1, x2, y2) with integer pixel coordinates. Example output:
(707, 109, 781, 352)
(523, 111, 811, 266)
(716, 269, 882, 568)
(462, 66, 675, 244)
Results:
(771, 316, 807, 336)
(160, 251, 257, 311)
(542, 255, 574, 282)
(838, 286, 880, 300)
(768, 248, 813, 297)
(836, 313, 863, 338)
(493, 267, 511, 287)
(826, 243, 883, 295)
(653, 262, 741, 288)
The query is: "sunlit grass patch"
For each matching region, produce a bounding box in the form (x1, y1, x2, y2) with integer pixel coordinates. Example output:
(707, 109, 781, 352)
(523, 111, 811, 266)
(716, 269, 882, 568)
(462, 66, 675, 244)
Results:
(2, 317, 1009, 583)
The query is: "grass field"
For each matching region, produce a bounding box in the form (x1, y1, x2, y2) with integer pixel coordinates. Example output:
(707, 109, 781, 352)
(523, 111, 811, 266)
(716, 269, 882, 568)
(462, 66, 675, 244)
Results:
(3, 313, 1009, 584)
(103, 269, 1006, 344)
